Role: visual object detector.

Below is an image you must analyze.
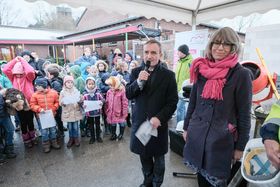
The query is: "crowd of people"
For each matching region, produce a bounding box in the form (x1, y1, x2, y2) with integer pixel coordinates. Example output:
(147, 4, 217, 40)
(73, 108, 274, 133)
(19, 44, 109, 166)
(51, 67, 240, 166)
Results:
(0, 47, 140, 156)
(0, 27, 279, 187)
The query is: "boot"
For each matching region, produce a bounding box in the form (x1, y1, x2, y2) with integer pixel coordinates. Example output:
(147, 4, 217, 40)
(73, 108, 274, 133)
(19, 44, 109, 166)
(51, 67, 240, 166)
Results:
(81, 129, 86, 137)
(67, 138, 74, 148)
(126, 114, 132, 128)
(96, 124, 103, 143)
(42, 141, 51, 153)
(74, 137, 80, 147)
(110, 126, 117, 141)
(4, 145, 17, 159)
(89, 126, 95, 144)
(28, 130, 36, 141)
(51, 139, 61, 149)
(105, 124, 111, 135)
(22, 133, 32, 148)
(117, 126, 125, 140)
(0, 153, 7, 165)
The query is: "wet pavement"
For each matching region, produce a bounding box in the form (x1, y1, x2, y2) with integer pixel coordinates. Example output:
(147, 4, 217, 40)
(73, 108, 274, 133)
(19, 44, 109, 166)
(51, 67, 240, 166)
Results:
(0, 119, 198, 187)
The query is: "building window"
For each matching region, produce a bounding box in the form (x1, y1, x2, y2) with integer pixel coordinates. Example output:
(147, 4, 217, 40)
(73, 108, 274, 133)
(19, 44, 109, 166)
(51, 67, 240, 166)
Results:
(0, 46, 12, 62)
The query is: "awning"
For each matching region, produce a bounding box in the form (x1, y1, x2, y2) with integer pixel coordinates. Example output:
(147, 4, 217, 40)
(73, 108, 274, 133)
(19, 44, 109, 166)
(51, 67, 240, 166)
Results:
(0, 25, 160, 45)
(26, 0, 280, 25)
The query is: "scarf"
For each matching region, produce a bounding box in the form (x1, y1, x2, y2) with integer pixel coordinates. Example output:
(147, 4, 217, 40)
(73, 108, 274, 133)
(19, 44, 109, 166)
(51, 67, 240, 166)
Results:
(190, 54, 238, 100)
(85, 87, 96, 97)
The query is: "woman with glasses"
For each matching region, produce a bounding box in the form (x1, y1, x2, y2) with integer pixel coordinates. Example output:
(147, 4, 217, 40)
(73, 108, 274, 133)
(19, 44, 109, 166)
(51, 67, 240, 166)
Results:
(183, 27, 252, 187)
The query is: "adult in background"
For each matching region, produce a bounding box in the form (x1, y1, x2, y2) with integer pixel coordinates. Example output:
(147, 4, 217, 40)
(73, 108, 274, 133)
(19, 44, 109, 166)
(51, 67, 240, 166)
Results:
(260, 101, 280, 169)
(126, 39, 178, 187)
(74, 47, 96, 66)
(175, 44, 192, 123)
(183, 27, 252, 187)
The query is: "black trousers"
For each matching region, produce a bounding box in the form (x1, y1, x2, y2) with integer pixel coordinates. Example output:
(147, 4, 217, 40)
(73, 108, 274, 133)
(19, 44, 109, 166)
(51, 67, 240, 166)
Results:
(86, 116, 101, 140)
(197, 173, 213, 187)
(140, 154, 165, 187)
(17, 110, 34, 134)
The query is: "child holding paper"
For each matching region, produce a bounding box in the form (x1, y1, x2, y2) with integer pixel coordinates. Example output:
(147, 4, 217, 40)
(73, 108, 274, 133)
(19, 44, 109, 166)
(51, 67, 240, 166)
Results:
(83, 77, 104, 144)
(30, 78, 60, 153)
(59, 75, 83, 148)
(105, 76, 128, 141)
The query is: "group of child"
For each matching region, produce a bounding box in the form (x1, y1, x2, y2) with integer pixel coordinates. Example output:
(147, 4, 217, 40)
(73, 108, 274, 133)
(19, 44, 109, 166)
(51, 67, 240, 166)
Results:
(0, 49, 137, 155)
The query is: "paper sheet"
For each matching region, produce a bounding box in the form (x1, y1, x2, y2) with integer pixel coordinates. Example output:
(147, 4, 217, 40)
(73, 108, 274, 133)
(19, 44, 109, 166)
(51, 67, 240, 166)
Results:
(83, 100, 103, 112)
(62, 92, 80, 105)
(135, 120, 158, 146)
(39, 110, 56, 129)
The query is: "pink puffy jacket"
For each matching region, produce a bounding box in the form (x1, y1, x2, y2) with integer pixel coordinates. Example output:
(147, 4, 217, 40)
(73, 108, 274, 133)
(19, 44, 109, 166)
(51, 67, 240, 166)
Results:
(105, 88, 128, 124)
(2, 57, 35, 102)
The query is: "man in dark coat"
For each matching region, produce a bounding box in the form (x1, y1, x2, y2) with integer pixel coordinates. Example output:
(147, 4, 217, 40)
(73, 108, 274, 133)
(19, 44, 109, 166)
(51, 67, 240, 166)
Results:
(126, 39, 178, 187)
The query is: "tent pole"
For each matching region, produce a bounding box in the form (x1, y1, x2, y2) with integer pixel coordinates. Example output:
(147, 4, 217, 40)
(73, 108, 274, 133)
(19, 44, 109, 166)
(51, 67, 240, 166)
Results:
(125, 32, 128, 52)
(192, 0, 202, 31)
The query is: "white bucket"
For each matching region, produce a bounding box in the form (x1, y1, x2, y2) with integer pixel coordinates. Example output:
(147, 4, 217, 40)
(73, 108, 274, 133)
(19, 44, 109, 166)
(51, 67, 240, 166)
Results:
(241, 138, 280, 187)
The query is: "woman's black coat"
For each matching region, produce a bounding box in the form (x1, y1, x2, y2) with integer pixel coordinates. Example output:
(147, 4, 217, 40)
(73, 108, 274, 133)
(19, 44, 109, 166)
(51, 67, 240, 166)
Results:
(183, 63, 252, 179)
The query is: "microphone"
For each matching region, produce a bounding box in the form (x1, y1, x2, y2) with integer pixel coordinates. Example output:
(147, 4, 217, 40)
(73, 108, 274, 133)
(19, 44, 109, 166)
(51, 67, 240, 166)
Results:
(140, 60, 151, 86)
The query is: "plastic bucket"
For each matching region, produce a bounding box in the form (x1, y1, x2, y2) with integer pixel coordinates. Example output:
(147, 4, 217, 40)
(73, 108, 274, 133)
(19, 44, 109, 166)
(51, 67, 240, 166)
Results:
(241, 138, 280, 187)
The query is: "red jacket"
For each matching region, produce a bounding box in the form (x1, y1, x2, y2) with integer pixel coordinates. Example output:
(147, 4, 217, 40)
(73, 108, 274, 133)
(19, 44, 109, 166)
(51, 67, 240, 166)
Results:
(30, 88, 59, 116)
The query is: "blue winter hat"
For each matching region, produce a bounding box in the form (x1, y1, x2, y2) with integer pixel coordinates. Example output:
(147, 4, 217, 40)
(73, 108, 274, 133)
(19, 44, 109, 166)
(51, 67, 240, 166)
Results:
(35, 78, 48, 89)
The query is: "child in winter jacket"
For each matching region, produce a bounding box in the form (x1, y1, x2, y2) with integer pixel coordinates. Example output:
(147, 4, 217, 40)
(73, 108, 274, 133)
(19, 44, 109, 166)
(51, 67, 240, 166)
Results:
(83, 77, 104, 144)
(105, 76, 128, 140)
(30, 78, 60, 153)
(60, 75, 83, 147)
(2, 56, 36, 148)
(46, 66, 65, 137)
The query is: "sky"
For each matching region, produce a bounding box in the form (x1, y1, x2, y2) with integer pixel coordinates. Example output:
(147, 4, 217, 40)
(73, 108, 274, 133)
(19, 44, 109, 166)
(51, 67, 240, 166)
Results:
(1, 0, 280, 32)
(0, 0, 85, 26)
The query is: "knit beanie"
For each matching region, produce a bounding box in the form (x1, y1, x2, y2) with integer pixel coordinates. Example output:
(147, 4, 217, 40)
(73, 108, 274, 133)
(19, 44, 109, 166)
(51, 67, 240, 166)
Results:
(178, 44, 189, 56)
(12, 62, 24, 74)
(86, 76, 96, 84)
(35, 78, 48, 89)
(63, 75, 74, 85)
(20, 50, 34, 60)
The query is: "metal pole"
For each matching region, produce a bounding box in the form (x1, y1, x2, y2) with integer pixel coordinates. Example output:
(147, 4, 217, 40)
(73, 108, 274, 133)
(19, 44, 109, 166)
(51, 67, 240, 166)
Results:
(125, 32, 128, 52)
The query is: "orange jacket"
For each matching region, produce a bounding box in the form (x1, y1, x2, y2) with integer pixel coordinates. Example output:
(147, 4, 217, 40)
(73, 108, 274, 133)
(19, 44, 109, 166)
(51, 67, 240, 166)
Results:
(30, 88, 59, 115)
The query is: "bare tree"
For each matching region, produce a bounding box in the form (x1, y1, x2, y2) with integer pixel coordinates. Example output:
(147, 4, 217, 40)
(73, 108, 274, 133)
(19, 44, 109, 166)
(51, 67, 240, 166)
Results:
(30, 4, 76, 30)
(0, 0, 19, 25)
(235, 13, 261, 32)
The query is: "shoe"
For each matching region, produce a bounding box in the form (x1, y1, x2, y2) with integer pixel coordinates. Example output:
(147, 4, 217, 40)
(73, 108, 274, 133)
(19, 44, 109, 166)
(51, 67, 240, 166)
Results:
(97, 137, 103, 143)
(25, 142, 33, 148)
(81, 130, 86, 137)
(51, 139, 61, 149)
(110, 134, 117, 141)
(89, 138, 95, 144)
(4, 145, 17, 159)
(0, 153, 7, 165)
(86, 130, 91, 137)
(117, 134, 123, 140)
(63, 127, 68, 131)
(42, 141, 51, 153)
(15, 127, 21, 132)
(32, 138, 38, 145)
(74, 138, 80, 147)
(67, 138, 74, 148)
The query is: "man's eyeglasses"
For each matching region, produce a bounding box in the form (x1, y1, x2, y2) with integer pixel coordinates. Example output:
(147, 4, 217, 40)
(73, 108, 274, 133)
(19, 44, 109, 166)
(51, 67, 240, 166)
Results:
(212, 41, 232, 49)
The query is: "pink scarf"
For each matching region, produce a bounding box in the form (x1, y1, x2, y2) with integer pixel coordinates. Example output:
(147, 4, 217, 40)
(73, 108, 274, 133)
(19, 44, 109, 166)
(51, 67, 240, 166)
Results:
(190, 54, 238, 100)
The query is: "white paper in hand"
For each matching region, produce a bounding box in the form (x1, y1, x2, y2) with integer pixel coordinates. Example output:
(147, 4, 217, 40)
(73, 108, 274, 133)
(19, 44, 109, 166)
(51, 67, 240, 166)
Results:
(135, 120, 158, 146)
(83, 100, 102, 112)
(39, 110, 56, 129)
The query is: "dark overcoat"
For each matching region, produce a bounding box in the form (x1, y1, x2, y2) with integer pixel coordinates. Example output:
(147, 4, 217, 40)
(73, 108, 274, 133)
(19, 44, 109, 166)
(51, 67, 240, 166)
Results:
(183, 63, 252, 180)
(126, 63, 178, 157)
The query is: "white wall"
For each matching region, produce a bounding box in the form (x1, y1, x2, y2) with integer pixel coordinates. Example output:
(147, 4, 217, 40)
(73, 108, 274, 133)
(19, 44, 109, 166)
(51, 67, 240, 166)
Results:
(243, 24, 280, 74)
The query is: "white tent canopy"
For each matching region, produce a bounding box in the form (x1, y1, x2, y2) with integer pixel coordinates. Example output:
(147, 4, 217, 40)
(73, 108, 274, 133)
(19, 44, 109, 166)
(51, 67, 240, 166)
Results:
(27, 0, 280, 25)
